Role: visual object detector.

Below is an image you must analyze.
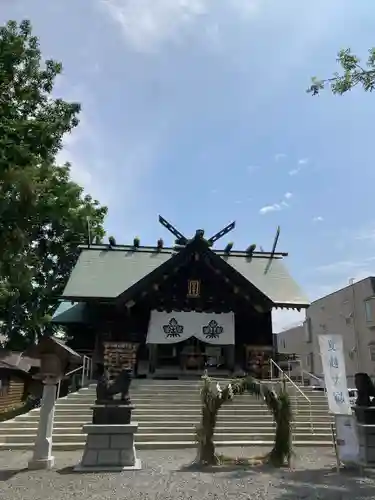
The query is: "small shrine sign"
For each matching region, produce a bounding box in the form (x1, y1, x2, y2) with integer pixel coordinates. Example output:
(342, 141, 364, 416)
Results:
(103, 341, 138, 378)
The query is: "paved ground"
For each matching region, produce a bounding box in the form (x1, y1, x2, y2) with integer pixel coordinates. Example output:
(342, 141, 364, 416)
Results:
(0, 447, 374, 500)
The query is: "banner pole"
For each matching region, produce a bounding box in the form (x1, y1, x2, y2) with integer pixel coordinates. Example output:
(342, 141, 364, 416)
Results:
(330, 421, 340, 473)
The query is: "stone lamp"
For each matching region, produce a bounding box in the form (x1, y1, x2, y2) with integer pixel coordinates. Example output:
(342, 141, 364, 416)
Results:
(25, 336, 81, 470)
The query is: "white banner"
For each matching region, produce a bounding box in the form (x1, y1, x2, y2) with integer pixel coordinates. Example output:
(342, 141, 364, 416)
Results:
(335, 414, 359, 464)
(318, 334, 351, 415)
(146, 310, 235, 345)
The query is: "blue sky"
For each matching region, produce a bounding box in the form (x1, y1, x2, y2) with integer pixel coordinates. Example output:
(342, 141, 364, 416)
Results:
(3, 0, 375, 331)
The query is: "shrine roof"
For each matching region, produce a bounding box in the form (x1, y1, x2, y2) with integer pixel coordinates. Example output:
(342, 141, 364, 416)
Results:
(60, 245, 309, 309)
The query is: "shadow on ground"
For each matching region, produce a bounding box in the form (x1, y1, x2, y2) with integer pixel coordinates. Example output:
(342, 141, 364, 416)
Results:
(179, 461, 274, 474)
(57, 466, 76, 475)
(0, 468, 28, 481)
(275, 467, 375, 500)
(179, 459, 375, 499)
(228, 465, 375, 499)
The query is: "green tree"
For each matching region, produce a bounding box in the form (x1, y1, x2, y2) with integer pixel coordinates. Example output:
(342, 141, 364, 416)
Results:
(0, 20, 107, 349)
(308, 48, 375, 95)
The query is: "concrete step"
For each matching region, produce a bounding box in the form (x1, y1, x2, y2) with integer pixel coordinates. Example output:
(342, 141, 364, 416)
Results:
(48, 409, 330, 418)
(0, 379, 330, 452)
(0, 431, 332, 445)
(0, 420, 332, 429)
(0, 438, 333, 451)
(0, 426, 330, 437)
(79, 386, 326, 394)
(54, 402, 329, 411)
(64, 396, 328, 405)
(0, 439, 333, 451)
(63, 395, 328, 404)
(79, 387, 327, 394)
(18, 412, 332, 423)
(74, 392, 327, 401)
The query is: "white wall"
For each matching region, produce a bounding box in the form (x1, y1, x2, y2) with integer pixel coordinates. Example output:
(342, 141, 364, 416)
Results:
(278, 277, 375, 387)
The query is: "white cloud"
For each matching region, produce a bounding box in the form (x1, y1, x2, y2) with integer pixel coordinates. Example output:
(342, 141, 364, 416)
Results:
(288, 158, 309, 176)
(298, 158, 309, 165)
(99, 0, 264, 53)
(259, 204, 281, 215)
(99, 0, 210, 52)
(272, 308, 306, 333)
(355, 227, 375, 242)
(259, 201, 288, 215)
(284, 192, 293, 199)
(288, 168, 300, 176)
(57, 116, 95, 193)
(274, 153, 286, 161)
(312, 216, 324, 222)
(228, 0, 261, 18)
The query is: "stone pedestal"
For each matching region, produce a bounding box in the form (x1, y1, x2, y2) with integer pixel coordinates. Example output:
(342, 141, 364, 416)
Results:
(75, 424, 141, 472)
(357, 424, 375, 467)
(28, 380, 58, 471)
(353, 406, 375, 425)
(93, 403, 134, 425)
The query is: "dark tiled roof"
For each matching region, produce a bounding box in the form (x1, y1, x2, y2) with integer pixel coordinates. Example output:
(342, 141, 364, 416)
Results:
(60, 246, 310, 308)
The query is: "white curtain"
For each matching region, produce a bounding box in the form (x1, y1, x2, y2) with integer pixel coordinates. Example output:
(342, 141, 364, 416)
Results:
(146, 310, 235, 345)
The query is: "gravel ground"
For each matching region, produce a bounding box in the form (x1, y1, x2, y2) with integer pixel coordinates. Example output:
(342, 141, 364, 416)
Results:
(0, 447, 374, 500)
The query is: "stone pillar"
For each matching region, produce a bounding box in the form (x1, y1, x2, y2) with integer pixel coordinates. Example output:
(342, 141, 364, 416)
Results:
(28, 378, 58, 470)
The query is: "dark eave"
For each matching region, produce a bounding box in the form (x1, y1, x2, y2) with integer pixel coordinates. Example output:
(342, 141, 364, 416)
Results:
(115, 240, 211, 305)
(77, 243, 289, 258)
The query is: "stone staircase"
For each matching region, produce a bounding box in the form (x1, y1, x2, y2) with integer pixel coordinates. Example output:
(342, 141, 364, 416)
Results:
(0, 379, 332, 450)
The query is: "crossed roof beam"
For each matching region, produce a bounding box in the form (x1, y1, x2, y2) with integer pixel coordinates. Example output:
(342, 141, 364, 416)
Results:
(158, 215, 235, 247)
(158, 215, 282, 262)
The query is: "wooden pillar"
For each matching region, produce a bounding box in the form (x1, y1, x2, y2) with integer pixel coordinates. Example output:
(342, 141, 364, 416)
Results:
(225, 345, 235, 372)
(148, 344, 158, 374)
(92, 331, 101, 365)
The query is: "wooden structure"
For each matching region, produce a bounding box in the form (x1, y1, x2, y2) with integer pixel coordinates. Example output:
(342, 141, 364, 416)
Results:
(52, 217, 310, 378)
(0, 359, 33, 413)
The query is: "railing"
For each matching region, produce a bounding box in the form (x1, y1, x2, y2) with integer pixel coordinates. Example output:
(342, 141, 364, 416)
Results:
(56, 354, 93, 400)
(300, 367, 325, 388)
(269, 358, 314, 434)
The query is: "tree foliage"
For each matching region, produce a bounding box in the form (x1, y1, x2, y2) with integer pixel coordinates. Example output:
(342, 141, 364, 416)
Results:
(0, 20, 107, 349)
(195, 373, 292, 467)
(308, 48, 375, 95)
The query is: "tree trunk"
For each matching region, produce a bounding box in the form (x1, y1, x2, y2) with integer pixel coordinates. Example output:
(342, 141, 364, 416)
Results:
(269, 416, 290, 466)
(198, 406, 219, 465)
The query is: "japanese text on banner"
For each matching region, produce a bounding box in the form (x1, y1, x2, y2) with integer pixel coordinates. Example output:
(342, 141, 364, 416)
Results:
(318, 334, 351, 415)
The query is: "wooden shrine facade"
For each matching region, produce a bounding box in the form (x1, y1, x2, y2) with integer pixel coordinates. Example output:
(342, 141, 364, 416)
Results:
(53, 217, 310, 378)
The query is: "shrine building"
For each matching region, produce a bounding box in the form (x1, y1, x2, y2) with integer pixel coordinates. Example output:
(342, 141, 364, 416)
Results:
(52, 217, 310, 378)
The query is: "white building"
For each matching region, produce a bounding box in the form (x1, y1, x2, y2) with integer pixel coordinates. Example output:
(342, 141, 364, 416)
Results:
(277, 277, 375, 386)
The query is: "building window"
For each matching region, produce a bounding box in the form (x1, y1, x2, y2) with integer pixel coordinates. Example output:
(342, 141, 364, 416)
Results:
(305, 318, 312, 343)
(187, 280, 200, 298)
(365, 298, 375, 323)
